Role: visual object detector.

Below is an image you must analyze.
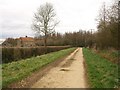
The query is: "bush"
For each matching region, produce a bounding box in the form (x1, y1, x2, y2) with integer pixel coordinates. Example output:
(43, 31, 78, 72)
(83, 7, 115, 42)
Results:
(2, 46, 70, 63)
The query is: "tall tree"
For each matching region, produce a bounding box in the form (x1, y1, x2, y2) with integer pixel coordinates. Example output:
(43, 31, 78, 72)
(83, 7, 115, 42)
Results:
(96, 0, 119, 49)
(32, 3, 58, 47)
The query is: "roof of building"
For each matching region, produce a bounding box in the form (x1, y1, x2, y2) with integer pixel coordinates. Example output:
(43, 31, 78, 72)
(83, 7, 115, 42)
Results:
(17, 36, 34, 41)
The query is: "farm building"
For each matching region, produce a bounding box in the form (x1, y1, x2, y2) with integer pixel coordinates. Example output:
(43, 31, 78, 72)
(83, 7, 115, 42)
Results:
(16, 36, 35, 47)
(2, 36, 35, 47)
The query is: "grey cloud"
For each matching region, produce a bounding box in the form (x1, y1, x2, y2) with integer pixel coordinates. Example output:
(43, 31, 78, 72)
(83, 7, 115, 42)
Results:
(2, 29, 34, 39)
(0, 0, 110, 39)
(1, 22, 30, 30)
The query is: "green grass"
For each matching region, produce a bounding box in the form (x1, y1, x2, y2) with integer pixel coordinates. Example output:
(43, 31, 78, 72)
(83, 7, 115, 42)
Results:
(83, 48, 119, 88)
(2, 48, 76, 88)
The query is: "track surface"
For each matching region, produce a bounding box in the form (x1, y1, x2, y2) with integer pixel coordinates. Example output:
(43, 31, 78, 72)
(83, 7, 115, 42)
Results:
(31, 48, 87, 88)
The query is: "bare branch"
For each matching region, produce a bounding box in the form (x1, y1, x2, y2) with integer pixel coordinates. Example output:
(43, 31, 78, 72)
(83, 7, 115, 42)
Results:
(31, 3, 59, 47)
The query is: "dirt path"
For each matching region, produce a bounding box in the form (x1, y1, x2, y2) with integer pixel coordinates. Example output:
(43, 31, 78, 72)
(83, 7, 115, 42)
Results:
(31, 48, 88, 88)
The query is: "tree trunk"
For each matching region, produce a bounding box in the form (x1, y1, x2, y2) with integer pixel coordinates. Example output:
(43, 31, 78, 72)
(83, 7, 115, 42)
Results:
(44, 36, 47, 48)
(44, 22, 47, 53)
(44, 36, 47, 53)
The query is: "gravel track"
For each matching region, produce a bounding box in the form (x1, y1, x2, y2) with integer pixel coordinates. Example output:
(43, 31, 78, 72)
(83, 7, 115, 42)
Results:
(31, 48, 88, 88)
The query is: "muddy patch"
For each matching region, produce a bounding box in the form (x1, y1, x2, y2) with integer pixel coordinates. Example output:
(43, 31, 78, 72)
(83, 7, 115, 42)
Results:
(60, 68, 71, 71)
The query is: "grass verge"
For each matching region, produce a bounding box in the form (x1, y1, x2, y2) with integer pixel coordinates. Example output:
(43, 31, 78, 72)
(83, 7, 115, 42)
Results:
(82, 48, 119, 88)
(2, 48, 76, 88)
(93, 49, 119, 64)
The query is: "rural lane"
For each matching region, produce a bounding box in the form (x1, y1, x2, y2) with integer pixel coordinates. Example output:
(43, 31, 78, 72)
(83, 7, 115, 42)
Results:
(31, 48, 88, 88)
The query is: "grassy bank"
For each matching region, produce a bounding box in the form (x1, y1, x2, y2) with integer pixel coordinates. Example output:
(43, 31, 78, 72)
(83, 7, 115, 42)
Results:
(2, 48, 76, 88)
(83, 48, 119, 88)
(93, 49, 119, 64)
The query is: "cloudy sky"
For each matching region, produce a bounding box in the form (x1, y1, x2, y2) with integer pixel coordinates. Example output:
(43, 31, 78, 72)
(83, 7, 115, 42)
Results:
(0, 0, 112, 39)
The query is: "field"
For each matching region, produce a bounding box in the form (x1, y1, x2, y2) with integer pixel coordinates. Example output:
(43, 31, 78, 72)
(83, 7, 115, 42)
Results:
(82, 48, 119, 88)
(2, 48, 76, 88)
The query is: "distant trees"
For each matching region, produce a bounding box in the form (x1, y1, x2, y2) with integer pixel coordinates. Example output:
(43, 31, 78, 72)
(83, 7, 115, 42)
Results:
(95, 1, 119, 50)
(35, 30, 94, 47)
(62, 30, 93, 47)
(32, 1, 119, 50)
(32, 3, 58, 48)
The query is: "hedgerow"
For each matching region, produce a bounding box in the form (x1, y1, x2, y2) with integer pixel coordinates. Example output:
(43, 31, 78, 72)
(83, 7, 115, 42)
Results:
(2, 46, 70, 63)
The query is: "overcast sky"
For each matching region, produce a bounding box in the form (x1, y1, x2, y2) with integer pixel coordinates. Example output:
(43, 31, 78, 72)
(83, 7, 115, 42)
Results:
(0, 0, 112, 39)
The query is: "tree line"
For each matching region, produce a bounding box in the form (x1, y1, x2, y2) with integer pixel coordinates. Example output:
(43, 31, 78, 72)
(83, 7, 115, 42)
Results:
(33, 1, 119, 50)
(32, 3, 94, 48)
(95, 0, 119, 50)
(35, 30, 94, 48)
(2, 1, 119, 50)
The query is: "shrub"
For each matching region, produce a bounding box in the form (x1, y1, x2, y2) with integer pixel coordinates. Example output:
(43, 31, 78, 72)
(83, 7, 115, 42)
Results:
(2, 46, 70, 63)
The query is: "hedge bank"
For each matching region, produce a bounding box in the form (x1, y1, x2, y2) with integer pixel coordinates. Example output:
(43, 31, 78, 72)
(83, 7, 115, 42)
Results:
(2, 46, 71, 63)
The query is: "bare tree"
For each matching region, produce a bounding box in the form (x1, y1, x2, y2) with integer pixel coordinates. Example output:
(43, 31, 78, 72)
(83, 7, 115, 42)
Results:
(32, 3, 58, 47)
(96, 0, 119, 49)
